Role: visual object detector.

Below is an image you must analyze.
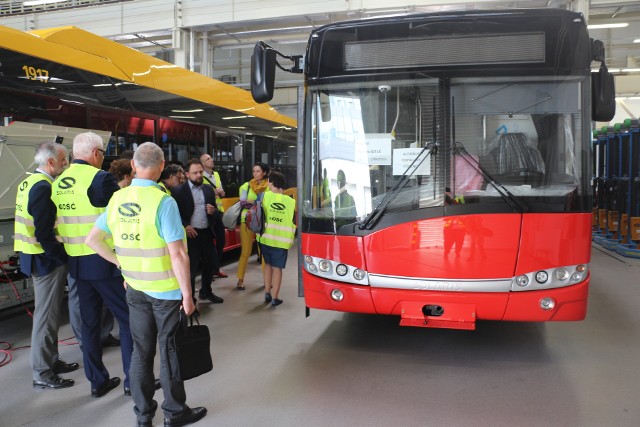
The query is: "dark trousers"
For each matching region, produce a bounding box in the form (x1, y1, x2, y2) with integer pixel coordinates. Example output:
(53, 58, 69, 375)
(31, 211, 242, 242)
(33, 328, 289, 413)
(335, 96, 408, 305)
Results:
(187, 228, 217, 297)
(76, 276, 133, 389)
(67, 273, 117, 348)
(126, 286, 187, 422)
(213, 215, 226, 268)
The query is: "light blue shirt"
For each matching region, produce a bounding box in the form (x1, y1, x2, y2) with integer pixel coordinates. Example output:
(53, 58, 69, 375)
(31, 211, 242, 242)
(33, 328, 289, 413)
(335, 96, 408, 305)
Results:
(96, 178, 184, 300)
(188, 180, 208, 229)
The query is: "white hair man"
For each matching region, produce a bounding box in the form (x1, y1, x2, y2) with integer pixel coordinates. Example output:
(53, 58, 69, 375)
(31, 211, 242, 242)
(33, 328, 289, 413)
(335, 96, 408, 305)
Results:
(14, 141, 79, 390)
(51, 131, 133, 398)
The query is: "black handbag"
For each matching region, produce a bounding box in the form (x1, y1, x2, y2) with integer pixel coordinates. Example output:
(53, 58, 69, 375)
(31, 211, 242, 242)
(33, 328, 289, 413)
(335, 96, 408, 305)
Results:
(167, 311, 213, 381)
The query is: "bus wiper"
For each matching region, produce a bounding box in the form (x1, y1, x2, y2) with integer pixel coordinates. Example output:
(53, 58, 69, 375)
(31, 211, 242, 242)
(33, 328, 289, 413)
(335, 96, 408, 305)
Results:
(453, 141, 528, 213)
(359, 142, 438, 230)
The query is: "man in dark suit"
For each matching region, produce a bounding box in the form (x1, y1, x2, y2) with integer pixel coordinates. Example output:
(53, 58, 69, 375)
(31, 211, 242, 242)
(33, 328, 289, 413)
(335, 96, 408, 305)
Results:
(51, 132, 133, 398)
(172, 158, 223, 304)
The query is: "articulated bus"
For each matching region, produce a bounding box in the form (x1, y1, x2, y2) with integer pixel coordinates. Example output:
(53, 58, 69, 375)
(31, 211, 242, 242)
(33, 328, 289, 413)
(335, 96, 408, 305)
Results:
(0, 25, 296, 252)
(252, 9, 615, 330)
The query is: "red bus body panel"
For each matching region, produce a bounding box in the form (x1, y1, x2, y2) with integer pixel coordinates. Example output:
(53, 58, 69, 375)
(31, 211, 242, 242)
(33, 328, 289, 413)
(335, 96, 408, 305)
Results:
(223, 228, 241, 252)
(301, 213, 591, 329)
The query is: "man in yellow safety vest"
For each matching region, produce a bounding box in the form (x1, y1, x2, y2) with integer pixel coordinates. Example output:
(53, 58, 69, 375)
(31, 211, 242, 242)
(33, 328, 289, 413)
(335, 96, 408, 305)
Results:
(15, 141, 79, 390)
(86, 142, 206, 427)
(200, 153, 227, 278)
(51, 132, 132, 398)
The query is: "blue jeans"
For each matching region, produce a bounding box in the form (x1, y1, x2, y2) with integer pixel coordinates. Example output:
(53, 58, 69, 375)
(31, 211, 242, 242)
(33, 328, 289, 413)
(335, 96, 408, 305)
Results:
(126, 286, 188, 421)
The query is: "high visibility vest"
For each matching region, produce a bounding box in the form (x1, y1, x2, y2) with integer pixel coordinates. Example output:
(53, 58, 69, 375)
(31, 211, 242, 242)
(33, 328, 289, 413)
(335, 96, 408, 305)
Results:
(51, 163, 112, 256)
(203, 171, 224, 212)
(257, 192, 296, 249)
(158, 181, 169, 194)
(107, 186, 180, 292)
(14, 173, 52, 254)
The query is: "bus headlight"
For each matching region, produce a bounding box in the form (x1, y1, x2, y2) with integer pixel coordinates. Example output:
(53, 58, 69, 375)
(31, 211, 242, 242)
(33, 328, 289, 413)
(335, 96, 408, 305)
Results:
(511, 264, 589, 291)
(554, 268, 569, 281)
(353, 269, 366, 281)
(301, 254, 369, 286)
(535, 271, 549, 284)
(318, 260, 332, 274)
(336, 264, 348, 276)
(515, 275, 529, 287)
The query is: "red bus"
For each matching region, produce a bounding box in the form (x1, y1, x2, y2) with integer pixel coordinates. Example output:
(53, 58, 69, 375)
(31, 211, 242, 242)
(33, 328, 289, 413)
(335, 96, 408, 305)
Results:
(252, 9, 615, 329)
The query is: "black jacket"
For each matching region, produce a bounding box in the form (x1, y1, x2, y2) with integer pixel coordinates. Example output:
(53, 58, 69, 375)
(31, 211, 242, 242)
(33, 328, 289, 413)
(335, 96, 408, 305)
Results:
(19, 171, 67, 276)
(172, 181, 218, 232)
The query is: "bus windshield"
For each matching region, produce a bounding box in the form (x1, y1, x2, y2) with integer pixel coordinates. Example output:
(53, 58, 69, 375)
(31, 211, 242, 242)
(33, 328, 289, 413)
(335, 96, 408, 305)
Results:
(303, 75, 591, 233)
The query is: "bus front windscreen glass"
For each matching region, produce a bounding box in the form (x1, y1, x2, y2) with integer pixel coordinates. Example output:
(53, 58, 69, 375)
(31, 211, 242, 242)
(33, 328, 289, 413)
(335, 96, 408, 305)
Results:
(303, 76, 591, 233)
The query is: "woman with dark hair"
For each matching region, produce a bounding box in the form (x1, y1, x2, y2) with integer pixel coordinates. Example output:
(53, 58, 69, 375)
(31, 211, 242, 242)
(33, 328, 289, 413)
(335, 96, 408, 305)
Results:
(109, 158, 134, 188)
(235, 162, 270, 290)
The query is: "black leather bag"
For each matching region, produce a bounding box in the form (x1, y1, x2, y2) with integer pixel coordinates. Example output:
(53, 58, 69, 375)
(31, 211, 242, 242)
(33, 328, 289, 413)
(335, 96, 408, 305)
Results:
(167, 311, 212, 381)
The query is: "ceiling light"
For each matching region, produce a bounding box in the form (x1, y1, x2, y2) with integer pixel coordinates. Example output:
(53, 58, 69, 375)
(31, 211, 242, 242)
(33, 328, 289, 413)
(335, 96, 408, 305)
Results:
(171, 109, 204, 113)
(222, 115, 254, 120)
(634, 39, 640, 43)
(24, 0, 66, 6)
(228, 126, 246, 129)
(587, 23, 628, 29)
(169, 115, 195, 119)
(621, 68, 640, 73)
(363, 8, 409, 14)
(211, 25, 314, 38)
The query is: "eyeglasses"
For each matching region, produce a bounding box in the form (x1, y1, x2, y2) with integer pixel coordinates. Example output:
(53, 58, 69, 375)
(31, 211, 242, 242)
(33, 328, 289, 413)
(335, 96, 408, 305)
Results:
(96, 149, 105, 155)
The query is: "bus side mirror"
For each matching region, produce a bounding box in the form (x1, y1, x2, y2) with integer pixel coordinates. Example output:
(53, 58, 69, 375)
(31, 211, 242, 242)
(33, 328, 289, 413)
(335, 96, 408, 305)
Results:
(591, 62, 616, 122)
(251, 41, 277, 104)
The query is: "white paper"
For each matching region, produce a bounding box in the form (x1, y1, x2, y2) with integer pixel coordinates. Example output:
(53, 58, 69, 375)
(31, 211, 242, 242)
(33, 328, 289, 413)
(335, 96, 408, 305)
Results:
(393, 148, 431, 176)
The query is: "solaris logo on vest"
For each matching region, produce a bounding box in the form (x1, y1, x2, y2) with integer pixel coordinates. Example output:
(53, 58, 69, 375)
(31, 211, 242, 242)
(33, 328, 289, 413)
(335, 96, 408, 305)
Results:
(118, 202, 142, 223)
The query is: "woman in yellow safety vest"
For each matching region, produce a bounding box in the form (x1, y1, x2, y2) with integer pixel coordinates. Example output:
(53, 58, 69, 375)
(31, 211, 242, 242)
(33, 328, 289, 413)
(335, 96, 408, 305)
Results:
(235, 162, 270, 290)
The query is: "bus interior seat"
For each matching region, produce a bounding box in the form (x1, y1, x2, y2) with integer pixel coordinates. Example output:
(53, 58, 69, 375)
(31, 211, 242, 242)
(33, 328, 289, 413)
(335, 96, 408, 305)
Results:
(490, 132, 545, 183)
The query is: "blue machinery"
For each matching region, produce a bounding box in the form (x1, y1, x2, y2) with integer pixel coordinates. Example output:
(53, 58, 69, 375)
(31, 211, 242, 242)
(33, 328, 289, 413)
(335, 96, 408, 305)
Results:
(592, 119, 640, 258)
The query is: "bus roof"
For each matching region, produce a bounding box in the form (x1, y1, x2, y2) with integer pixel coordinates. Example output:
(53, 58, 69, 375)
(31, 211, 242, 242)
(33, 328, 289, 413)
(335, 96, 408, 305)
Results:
(0, 25, 296, 134)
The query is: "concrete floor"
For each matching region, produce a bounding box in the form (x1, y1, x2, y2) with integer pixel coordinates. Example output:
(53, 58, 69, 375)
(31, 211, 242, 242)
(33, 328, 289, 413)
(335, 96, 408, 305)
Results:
(0, 243, 639, 427)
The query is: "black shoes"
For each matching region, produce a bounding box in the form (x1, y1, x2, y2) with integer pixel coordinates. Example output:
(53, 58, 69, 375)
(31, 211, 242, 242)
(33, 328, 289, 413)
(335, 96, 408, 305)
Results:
(163, 407, 207, 427)
(33, 375, 74, 390)
(199, 293, 224, 304)
(271, 298, 283, 306)
(101, 334, 121, 348)
(124, 379, 161, 396)
(91, 377, 121, 398)
(52, 359, 79, 374)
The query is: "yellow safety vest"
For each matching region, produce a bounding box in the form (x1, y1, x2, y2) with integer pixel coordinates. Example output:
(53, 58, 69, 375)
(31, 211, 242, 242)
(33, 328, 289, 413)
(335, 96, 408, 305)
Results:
(203, 171, 224, 212)
(51, 163, 112, 256)
(158, 181, 169, 194)
(257, 192, 296, 249)
(14, 173, 52, 254)
(107, 185, 180, 292)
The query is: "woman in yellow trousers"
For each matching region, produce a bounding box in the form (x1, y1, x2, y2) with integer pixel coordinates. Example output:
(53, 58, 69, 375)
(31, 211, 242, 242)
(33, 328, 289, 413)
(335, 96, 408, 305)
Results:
(236, 162, 270, 289)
